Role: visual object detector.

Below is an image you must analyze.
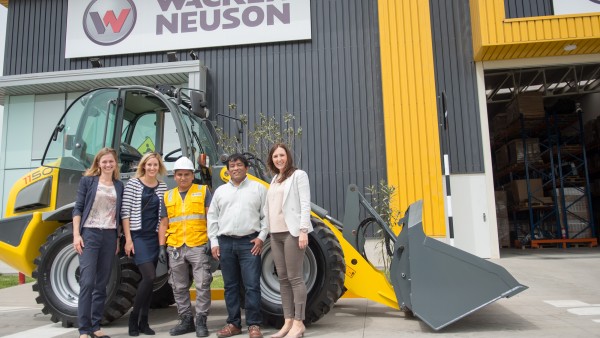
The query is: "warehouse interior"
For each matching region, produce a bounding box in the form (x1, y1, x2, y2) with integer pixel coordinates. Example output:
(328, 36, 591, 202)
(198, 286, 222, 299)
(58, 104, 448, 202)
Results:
(485, 63, 600, 249)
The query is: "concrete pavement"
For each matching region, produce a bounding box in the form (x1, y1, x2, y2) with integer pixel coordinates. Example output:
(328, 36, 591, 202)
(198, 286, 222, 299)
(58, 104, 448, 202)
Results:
(0, 248, 599, 337)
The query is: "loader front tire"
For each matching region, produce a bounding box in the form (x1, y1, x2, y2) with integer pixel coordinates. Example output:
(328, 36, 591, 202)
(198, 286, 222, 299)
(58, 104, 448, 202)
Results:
(260, 221, 345, 327)
(32, 224, 139, 327)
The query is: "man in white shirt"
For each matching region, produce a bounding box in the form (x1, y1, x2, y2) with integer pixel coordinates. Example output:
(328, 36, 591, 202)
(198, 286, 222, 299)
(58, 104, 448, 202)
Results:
(208, 154, 268, 338)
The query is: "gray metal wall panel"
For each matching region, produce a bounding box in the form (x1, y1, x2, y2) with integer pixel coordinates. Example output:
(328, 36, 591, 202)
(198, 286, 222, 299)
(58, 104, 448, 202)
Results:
(505, 0, 554, 18)
(4, 0, 386, 219)
(430, 0, 483, 174)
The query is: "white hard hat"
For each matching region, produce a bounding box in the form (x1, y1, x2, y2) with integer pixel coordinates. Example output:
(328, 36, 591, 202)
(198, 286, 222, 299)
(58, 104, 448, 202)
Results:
(173, 157, 195, 171)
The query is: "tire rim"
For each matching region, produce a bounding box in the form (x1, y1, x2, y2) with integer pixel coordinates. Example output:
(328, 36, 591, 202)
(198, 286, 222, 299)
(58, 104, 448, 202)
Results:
(50, 245, 80, 307)
(260, 240, 318, 305)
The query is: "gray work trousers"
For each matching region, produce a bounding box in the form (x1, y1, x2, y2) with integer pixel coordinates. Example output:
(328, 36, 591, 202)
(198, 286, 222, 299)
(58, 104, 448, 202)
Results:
(167, 244, 213, 317)
(270, 232, 307, 320)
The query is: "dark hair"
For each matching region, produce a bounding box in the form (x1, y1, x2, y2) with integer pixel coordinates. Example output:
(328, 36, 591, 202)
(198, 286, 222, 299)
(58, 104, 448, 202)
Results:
(267, 143, 297, 183)
(227, 153, 249, 169)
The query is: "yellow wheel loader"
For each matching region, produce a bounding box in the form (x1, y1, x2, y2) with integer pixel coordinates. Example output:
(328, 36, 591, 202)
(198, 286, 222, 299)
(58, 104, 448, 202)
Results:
(0, 83, 526, 330)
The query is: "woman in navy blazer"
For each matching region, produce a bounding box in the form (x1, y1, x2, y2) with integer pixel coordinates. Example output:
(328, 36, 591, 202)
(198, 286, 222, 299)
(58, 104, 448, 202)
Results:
(72, 147, 124, 338)
(264, 143, 313, 338)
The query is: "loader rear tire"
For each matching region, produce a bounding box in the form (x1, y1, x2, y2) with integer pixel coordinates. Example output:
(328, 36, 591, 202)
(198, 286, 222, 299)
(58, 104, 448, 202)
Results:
(31, 224, 139, 327)
(260, 221, 345, 327)
(149, 274, 175, 308)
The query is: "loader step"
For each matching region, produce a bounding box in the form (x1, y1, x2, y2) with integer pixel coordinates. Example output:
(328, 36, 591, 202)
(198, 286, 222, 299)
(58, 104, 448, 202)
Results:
(531, 238, 598, 249)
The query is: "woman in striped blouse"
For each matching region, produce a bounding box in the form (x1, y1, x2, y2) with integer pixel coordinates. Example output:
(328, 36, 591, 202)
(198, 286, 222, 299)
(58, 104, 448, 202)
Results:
(121, 152, 168, 336)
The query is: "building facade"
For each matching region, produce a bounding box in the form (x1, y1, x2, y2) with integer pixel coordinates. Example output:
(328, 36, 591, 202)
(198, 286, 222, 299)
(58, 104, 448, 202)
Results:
(1, 0, 599, 258)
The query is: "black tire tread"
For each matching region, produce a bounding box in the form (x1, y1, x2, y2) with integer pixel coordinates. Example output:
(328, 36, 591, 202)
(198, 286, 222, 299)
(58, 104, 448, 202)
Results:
(305, 223, 345, 324)
(31, 224, 140, 327)
(261, 221, 345, 327)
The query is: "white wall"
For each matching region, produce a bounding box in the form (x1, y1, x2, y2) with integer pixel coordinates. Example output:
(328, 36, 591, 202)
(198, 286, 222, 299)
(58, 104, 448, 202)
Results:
(451, 174, 497, 258)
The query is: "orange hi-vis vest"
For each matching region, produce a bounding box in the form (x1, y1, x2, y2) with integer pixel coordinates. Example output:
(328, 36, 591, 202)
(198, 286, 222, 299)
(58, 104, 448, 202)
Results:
(164, 184, 208, 247)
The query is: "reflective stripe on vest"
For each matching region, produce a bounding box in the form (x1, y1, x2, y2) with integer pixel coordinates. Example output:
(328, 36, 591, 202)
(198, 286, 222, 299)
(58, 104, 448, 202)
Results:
(169, 214, 207, 223)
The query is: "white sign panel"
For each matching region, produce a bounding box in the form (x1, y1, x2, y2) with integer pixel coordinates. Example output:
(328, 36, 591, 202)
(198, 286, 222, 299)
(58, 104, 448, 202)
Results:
(553, 0, 600, 15)
(66, 0, 312, 58)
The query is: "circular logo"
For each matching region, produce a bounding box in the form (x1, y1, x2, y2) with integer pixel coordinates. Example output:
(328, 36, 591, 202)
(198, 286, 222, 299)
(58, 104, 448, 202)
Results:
(590, 0, 600, 4)
(83, 0, 137, 46)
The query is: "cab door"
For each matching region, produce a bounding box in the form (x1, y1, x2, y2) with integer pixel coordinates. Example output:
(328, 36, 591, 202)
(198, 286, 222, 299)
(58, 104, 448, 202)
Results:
(115, 88, 184, 188)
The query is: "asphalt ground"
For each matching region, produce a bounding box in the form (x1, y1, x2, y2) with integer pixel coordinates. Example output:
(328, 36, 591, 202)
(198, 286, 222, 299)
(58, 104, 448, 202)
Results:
(0, 248, 599, 338)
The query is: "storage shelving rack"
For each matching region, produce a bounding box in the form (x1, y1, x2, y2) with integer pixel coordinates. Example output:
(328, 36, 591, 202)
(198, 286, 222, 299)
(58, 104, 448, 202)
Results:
(545, 106, 596, 241)
(493, 102, 597, 247)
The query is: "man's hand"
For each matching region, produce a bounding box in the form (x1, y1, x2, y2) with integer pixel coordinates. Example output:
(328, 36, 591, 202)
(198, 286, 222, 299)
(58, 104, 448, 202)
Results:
(158, 245, 168, 264)
(73, 235, 84, 255)
(250, 238, 263, 256)
(211, 246, 220, 261)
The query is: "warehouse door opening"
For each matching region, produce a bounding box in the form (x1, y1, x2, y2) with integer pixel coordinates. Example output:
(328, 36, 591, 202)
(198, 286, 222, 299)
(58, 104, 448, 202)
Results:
(484, 64, 600, 249)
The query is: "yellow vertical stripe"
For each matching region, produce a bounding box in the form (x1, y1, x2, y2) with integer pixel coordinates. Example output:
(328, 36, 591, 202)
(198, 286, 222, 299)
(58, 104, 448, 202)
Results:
(378, 0, 445, 236)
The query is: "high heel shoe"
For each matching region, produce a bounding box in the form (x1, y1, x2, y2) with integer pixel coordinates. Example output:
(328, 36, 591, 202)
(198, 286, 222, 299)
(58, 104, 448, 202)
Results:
(271, 325, 292, 338)
(283, 327, 305, 338)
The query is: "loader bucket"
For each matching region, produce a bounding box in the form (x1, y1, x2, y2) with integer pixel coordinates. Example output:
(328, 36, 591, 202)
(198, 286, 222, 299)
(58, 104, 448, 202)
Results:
(389, 200, 528, 331)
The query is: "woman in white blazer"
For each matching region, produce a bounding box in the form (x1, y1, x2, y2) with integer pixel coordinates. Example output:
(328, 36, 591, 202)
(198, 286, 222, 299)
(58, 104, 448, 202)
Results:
(264, 143, 313, 338)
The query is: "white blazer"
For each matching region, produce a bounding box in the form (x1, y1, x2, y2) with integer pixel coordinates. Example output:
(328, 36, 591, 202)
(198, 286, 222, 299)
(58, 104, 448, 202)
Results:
(264, 169, 313, 237)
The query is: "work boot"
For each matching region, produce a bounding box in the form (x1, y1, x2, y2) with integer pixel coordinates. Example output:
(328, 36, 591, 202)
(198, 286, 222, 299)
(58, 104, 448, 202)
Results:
(138, 315, 155, 335)
(196, 314, 209, 337)
(169, 314, 195, 336)
(128, 314, 140, 336)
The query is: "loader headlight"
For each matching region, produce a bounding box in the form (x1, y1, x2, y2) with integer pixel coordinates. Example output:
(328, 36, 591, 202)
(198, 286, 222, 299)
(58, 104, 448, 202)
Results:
(14, 177, 52, 212)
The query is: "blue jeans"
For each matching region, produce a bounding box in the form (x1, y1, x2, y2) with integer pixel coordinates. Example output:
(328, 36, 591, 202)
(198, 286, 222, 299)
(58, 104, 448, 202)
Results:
(78, 228, 117, 335)
(218, 234, 262, 328)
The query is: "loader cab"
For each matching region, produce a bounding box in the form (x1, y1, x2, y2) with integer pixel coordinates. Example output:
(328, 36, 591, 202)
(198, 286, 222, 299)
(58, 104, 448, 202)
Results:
(41, 86, 216, 208)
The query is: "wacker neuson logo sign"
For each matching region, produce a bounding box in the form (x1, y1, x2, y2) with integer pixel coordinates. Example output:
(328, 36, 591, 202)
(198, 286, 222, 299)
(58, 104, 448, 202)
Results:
(83, 0, 137, 46)
(66, 0, 311, 58)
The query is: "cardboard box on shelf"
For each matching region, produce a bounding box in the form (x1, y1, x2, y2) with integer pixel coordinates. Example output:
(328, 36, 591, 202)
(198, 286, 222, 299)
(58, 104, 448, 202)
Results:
(510, 179, 544, 203)
(555, 188, 592, 236)
(506, 92, 546, 123)
(507, 138, 542, 165)
(567, 220, 593, 239)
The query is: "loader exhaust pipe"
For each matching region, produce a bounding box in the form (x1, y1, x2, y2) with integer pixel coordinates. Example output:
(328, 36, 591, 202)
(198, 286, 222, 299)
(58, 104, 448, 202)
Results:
(389, 200, 528, 330)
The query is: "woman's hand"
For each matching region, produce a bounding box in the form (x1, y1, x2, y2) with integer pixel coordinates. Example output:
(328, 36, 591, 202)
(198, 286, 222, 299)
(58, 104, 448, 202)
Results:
(125, 240, 135, 257)
(73, 235, 84, 255)
(299, 232, 308, 249)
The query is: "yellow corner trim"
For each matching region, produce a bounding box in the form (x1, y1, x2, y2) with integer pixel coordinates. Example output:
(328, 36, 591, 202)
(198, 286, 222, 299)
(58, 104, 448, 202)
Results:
(470, 0, 600, 61)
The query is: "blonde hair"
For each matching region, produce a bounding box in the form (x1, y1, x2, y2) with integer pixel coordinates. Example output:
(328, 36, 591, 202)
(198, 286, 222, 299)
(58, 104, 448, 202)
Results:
(135, 152, 167, 179)
(84, 147, 120, 180)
